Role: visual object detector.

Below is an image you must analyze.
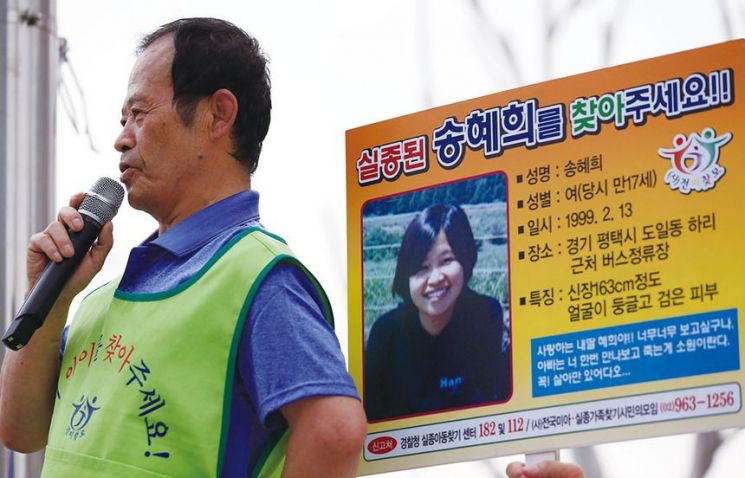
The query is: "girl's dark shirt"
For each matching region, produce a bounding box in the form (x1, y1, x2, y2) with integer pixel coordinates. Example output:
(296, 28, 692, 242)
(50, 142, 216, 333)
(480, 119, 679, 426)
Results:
(364, 288, 511, 421)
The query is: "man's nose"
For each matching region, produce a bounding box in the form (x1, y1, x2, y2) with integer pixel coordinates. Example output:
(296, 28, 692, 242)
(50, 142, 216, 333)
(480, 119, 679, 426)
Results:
(114, 124, 134, 152)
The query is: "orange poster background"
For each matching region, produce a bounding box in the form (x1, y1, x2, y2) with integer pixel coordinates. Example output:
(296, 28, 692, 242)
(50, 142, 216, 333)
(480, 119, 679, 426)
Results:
(346, 40, 745, 474)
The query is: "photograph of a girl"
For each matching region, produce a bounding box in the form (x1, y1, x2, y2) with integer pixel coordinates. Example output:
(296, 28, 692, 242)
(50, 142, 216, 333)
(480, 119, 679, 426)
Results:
(364, 201, 511, 421)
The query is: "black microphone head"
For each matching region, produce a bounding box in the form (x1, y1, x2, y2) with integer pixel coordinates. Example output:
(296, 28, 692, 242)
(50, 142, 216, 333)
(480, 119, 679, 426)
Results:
(79, 177, 125, 225)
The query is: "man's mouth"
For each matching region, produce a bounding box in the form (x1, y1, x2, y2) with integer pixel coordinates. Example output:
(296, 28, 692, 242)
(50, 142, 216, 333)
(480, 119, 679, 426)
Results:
(119, 166, 136, 184)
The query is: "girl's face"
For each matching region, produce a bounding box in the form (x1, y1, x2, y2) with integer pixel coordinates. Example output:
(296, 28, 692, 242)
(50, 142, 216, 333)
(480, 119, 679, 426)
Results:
(409, 230, 465, 336)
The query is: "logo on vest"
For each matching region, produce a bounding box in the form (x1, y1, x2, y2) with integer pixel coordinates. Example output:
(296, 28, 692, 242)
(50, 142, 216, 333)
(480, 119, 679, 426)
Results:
(65, 395, 100, 440)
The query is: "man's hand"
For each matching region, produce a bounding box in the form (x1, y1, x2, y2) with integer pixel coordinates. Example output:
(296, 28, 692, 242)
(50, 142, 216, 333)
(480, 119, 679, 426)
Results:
(27, 192, 114, 302)
(281, 396, 367, 477)
(0, 194, 114, 452)
(506, 460, 586, 478)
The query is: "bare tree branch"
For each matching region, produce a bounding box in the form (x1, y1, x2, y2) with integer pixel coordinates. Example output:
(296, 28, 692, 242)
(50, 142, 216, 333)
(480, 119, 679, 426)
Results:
(468, 0, 524, 86)
(715, 0, 734, 39)
(415, 0, 435, 108)
(601, 0, 627, 67)
(544, 0, 584, 78)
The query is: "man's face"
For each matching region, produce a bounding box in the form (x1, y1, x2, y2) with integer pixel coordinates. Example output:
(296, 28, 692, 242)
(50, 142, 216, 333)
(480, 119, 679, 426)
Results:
(115, 35, 206, 222)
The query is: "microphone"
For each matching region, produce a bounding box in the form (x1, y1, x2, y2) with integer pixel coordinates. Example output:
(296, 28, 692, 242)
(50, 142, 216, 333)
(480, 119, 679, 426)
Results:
(2, 177, 125, 350)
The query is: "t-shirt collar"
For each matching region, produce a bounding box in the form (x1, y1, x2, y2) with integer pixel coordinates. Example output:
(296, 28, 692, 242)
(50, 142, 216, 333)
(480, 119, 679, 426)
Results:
(144, 190, 261, 257)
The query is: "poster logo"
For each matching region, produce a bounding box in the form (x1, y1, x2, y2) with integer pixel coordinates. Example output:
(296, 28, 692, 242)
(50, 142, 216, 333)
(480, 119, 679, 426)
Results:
(658, 127, 731, 194)
(368, 436, 398, 455)
(65, 395, 100, 440)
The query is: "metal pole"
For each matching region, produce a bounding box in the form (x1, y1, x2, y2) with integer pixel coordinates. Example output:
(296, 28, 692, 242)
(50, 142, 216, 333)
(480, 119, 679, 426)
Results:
(1, 0, 57, 476)
(0, 0, 7, 470)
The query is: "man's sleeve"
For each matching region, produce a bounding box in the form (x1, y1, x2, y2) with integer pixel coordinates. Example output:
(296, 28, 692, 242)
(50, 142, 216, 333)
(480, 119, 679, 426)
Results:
(238, 262, 360, 428)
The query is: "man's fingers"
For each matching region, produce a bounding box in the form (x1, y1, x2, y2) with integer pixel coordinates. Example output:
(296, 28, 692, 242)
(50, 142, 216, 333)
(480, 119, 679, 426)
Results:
(35, 221, 73, 262)
(94, 222, 114, 252)
(506, 462, 526, 478)
(88, 222, 114, 269)
(45, 220, 79, 259)
(57, 192, 85, 234)
(67, 192, 86, 209)
(29, 232, 63, 263)
(31, 194, 105, 265)
(524, 461, 585, 478)
(44, 194, 87, 260)
(57, 205, 84, 233)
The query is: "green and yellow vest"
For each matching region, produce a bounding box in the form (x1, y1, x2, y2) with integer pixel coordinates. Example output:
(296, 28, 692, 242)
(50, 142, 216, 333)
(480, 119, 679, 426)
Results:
(42, 229, 332, 477)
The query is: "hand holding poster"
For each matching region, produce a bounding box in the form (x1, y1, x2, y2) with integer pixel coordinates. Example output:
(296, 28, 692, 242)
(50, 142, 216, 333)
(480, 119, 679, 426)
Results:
(346, 40, 744, 474)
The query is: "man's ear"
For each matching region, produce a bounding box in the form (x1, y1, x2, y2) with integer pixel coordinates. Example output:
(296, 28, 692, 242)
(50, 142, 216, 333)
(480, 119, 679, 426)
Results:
(208, 88, 238, 140)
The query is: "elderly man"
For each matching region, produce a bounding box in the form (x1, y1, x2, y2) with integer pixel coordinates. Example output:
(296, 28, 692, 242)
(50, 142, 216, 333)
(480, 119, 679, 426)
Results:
(0, 17, 366, 477)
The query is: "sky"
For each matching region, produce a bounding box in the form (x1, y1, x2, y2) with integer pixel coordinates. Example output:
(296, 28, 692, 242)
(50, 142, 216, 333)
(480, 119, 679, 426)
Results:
(54, 1, 745, 476)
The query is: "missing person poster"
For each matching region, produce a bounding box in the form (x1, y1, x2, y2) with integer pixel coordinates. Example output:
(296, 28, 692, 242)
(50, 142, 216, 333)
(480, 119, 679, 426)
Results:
(345, 40, 745, 474)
